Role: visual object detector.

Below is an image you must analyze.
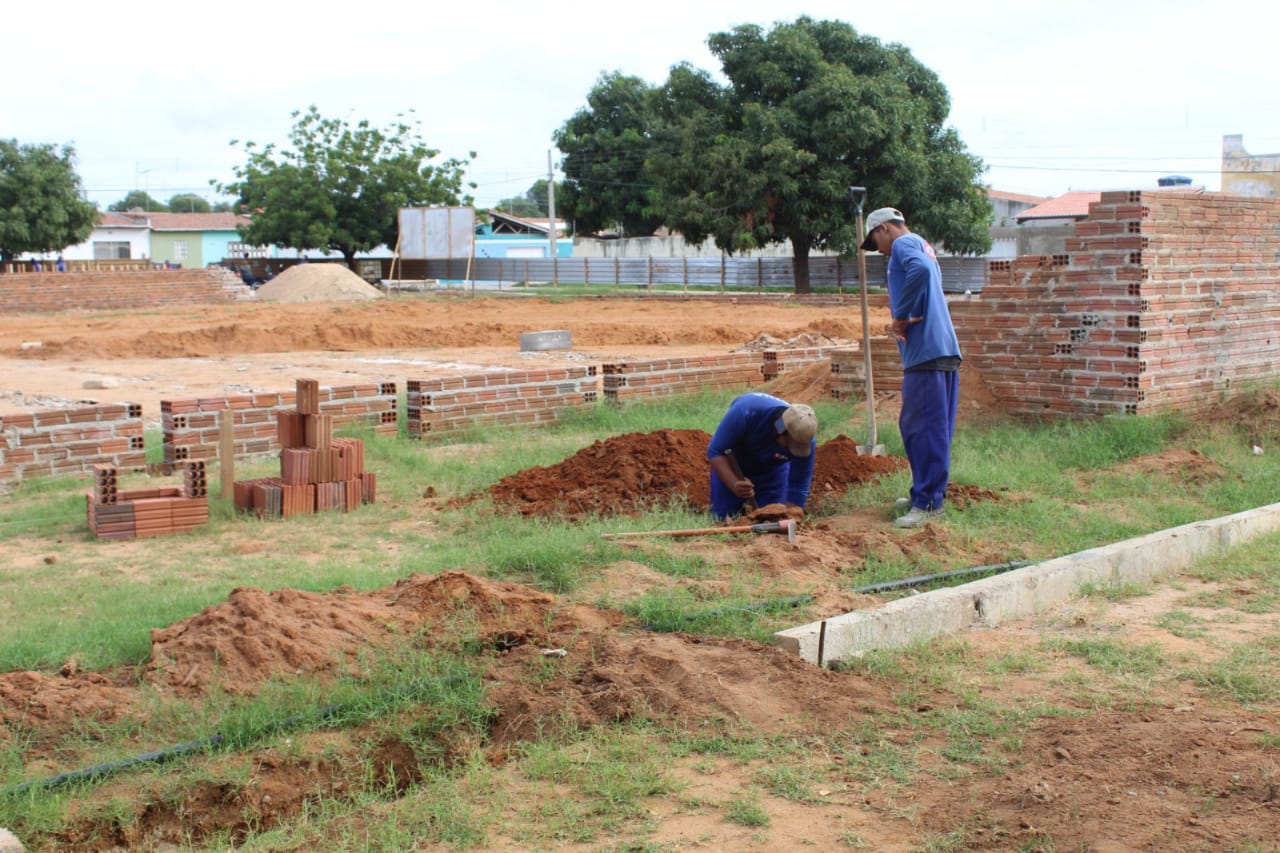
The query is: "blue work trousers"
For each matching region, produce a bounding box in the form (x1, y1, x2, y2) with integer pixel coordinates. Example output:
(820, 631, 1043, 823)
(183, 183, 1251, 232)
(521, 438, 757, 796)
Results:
(899, 370, 959, 511)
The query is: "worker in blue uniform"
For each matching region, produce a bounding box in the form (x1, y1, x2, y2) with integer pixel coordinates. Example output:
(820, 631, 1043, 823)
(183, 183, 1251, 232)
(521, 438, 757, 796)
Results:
(706, 392, 817, 520)
(862, 207, 962, 528)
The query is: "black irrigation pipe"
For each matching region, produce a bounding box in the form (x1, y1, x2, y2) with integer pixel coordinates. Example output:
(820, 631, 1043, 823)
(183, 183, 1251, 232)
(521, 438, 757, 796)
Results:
(848, 560, 1033, 596)
(1, 676, 466, 800)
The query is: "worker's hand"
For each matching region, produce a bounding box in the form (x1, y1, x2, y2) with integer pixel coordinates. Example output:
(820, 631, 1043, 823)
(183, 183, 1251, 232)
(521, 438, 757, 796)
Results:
(731, 477, 755, 500)
(891, 316, 922, 342)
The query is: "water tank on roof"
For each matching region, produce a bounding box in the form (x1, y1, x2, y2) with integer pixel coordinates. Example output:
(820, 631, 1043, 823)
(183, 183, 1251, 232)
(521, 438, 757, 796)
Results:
(1158, 175, 1193, 187)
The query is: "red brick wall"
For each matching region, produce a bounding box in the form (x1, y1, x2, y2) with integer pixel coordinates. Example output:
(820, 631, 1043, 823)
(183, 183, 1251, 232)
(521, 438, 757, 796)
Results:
(952, 190, 1280, 417)
(0, 267, 252, 314)
(161, 383, 398, 464)
(0, 404, 146, 482)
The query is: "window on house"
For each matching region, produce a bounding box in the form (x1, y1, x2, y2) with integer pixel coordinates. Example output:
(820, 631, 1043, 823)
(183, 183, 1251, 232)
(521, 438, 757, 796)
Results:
(93, 242, 132, 260)
(174, 240, 188, 261)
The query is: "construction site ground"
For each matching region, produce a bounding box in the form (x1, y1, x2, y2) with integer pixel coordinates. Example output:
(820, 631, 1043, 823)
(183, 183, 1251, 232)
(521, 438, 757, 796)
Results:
(1, 287, 1278, 851)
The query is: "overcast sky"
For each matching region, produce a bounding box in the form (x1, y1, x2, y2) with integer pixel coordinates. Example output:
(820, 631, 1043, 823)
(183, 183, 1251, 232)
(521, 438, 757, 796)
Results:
(6, 0, 1277, 211)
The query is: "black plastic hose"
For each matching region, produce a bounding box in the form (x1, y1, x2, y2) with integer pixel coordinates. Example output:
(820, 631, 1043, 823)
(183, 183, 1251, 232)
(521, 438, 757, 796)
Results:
(0, 676, 464, 799)
(848, 560, 1032, 596)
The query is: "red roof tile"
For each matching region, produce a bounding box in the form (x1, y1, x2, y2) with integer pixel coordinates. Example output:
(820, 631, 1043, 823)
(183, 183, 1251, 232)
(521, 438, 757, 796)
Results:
(1014, 191, 1102, 222)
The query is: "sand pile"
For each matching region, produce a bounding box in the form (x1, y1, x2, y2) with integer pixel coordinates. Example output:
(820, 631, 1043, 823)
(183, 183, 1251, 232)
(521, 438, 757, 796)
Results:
(255, 263, 384, 303)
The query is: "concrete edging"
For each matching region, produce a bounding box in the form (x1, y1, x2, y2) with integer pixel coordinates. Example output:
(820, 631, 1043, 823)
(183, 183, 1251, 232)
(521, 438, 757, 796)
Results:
(774, 502, 1280, 666)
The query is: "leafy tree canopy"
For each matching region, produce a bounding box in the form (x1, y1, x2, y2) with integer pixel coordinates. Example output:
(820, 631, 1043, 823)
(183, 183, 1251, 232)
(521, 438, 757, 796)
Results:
(554, 71, 664, 236)
(166, 193, 211, 213)
(0, 139, 99, 262)
(220, 106, 476, 263)
(108, 190, 167, 212)
(648, 17, 991, 291)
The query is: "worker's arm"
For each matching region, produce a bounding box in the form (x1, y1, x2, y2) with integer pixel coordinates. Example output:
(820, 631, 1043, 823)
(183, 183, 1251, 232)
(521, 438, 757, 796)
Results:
(709, 454, 754, 499)
(785, 448, 816, 508)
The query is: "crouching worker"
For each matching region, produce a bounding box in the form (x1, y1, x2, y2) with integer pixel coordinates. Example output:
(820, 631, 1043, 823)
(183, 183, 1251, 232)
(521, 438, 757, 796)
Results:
(707, 392, 817, 520)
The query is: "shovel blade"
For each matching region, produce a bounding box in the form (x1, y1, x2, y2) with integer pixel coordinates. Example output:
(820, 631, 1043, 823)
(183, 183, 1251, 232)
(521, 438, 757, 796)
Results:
(856, 444, 887, 457)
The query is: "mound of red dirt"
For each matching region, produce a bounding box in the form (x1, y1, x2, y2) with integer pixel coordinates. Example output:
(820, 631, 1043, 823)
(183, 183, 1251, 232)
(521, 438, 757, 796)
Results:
(485, 429, 908, 518)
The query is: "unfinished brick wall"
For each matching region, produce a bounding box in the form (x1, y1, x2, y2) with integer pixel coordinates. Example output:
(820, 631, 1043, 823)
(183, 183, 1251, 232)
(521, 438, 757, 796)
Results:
(0, 404, 146, 483)
(407, 367, 600, 436)
(406, 349, 839, 436)
(161, 383, 398, 464)
(0, 267, 252, 314)
(952, 190, 1280, 417)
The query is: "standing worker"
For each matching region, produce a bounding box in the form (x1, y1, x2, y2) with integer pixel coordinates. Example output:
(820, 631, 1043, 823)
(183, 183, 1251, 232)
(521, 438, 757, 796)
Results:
(707, 392, 817, 520)
(861, 207, 962, 529)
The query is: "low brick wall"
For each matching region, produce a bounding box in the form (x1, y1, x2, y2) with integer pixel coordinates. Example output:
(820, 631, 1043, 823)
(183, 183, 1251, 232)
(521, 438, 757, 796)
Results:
(406, 367, 600, 436)
(0, 403, 146, 482)
(161, 383, 398, 464)
(0, 267, 252, 314)
(603, 353, 764, 402)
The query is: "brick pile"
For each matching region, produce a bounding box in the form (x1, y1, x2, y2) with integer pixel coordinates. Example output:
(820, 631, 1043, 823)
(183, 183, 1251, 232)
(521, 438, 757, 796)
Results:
(86, 461, 210, 540)
(232, 380, 377, 518)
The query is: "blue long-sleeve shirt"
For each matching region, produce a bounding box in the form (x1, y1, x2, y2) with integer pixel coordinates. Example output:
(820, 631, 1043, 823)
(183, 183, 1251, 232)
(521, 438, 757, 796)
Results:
(707, 392, 815, 508)
(887, 233, 961, 369)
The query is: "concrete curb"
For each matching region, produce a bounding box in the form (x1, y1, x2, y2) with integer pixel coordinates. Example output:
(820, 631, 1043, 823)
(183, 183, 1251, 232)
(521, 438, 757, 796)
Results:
(774, 502, 1280, 666)
(0, 827, 23, 853)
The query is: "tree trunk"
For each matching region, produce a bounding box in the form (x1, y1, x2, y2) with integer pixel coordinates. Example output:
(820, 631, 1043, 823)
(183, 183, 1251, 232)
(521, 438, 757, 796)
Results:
(792, 235, 812, 294)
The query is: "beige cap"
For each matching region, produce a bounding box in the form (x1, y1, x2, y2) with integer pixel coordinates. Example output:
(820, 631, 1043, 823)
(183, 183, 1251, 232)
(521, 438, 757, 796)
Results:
(780, 404, 817, 457)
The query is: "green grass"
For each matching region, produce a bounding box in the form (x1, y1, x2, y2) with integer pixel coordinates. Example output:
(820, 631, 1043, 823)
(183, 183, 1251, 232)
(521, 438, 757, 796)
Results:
(3, 378, 1280, 850)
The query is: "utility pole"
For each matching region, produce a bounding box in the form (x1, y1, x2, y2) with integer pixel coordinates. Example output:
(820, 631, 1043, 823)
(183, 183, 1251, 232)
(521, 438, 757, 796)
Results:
(546, 150, 558, 262)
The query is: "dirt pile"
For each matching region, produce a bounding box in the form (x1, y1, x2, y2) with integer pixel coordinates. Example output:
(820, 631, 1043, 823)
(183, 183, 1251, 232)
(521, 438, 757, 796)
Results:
(254, 263, 383, 303)
(0, 570, 891, 750)
(484, 429, 907, 519)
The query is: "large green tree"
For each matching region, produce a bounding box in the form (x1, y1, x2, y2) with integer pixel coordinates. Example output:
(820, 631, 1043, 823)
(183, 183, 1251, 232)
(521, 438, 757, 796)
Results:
(648, 17, 991, 292)
(554, 72, 663, 236)
(0, 140, 98, 262)
(108, 190, 167, 212)
(166, 193, 211, 213)
(221, 106, 475, 264)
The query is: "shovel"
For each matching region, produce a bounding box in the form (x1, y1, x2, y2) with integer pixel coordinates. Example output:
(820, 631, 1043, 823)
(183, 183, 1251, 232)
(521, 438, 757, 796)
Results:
(603, 519, 797, 544)
(849, 186, 886, 456)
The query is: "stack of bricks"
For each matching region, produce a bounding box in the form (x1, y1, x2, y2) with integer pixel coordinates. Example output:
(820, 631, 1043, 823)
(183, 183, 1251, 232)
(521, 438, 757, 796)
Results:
(232, 379, 377, 518)
(85, 461, 210, 540)
(406, 366, 599, 436)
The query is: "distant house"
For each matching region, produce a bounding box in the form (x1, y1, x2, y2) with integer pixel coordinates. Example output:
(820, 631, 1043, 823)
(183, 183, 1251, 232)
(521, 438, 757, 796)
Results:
(148, 212, 254, 268)
(987, 189, 1048, 227)
(1014, 191, 1103, 226)
(477, 210, 572, 259)
(60, 211, 258, 267)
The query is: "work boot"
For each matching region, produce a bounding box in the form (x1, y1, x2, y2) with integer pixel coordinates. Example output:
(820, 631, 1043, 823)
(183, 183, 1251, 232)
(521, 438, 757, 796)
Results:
(894, 506, 944, 529)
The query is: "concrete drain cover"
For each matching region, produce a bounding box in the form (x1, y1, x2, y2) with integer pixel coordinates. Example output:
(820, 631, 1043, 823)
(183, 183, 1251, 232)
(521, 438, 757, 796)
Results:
(519, 330, 572, 351)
